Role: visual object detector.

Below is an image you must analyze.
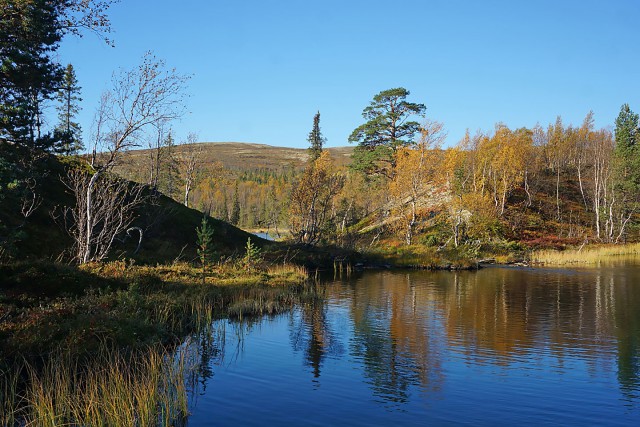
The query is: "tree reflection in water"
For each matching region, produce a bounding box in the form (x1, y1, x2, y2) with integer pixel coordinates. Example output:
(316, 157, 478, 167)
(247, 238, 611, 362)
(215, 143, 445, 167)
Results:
(290, 296, 344, 379)
(184, 263, 640, 415)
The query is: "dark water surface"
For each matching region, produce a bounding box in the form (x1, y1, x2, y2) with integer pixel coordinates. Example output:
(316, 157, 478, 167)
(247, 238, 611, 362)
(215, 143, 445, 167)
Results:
(187, 263, 640, 426)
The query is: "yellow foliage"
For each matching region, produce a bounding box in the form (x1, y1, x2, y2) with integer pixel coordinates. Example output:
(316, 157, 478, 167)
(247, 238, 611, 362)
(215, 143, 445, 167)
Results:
(289, 151, 344, 244)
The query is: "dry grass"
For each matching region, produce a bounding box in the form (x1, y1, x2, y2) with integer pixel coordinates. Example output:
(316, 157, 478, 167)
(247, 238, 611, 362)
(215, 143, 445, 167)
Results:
(530, 243, 640, 265)
(2, 345, 193, 427)
(0, 259, 312, 426)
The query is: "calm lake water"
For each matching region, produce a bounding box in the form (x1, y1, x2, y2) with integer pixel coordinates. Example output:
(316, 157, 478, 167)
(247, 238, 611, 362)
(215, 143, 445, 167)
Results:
(185, 262, 640, 426)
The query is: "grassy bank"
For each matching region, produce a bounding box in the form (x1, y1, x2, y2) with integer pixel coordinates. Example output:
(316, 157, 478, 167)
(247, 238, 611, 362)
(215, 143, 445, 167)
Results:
(0, 259, 311, 426)
(360, 239, 525, 270)
(363, 244, 478, 269)
(530, 242, 640, 266)
(1, 344, 195, 427)
(0, 260, 309, 361)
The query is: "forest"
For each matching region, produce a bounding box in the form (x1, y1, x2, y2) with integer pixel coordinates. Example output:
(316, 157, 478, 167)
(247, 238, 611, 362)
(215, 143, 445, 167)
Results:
(1, 2, 640, 268)
(3, 8, 640, 266)
(114, 92, 640, 265)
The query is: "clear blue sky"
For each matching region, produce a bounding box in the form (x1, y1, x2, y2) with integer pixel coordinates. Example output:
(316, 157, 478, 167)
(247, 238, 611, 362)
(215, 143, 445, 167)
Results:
(57, 0, 640, 148)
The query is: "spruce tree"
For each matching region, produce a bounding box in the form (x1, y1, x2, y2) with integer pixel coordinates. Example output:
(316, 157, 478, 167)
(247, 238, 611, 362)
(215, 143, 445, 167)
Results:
(196, 216, 214, 283)
(0, 0, 63, 148)
(0, 1, 113, 150)
(613, 103, 640, 236)
(307, 111, 325, 161)
(230, 184, 241, 225)
(55, 63, 83, 154)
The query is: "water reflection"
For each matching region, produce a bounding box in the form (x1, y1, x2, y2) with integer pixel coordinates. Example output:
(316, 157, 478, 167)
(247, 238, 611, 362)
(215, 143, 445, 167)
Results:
(321, 266, 640, 404)
(347, 272, 444, 403)
(187, 265, 640, 424)
(290, 297, 343, 379)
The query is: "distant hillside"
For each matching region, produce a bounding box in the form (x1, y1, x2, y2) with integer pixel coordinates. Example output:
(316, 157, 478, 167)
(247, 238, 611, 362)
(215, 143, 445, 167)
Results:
(119, 142, 353, 174)
(111, 142, 354, 231)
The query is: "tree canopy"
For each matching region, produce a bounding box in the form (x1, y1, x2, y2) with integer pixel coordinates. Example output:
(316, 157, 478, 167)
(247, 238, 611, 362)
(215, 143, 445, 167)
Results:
(0, 0, 114, 148)
(307, 111, 325, 162)
(349, 87, 426, 178)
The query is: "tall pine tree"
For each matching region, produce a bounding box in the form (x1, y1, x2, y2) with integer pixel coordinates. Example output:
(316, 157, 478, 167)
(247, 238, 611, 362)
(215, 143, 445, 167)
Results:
(55, 63, 83, 154)
(613, 104, 640, 240)
(307, 111, 325, 161)
(349, 88, 426, 178)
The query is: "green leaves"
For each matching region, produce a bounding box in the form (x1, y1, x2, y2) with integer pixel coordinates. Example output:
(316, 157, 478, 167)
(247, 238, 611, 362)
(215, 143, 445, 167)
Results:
(349, 87, 426, 178)
(307, 111, 325, 162)
(196, 216, 214, 269)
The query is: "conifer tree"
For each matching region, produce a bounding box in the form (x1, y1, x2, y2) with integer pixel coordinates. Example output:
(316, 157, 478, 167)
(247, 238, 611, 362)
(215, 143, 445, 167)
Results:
(307, 111, 325, 161)
(196, 216, 214, 283)
(349, 88, 426, 178)
(0, 0, 114, 149)
(613, 103, 640, 241)
(230, 184, 241, 225)
(55, 64, 83, 154)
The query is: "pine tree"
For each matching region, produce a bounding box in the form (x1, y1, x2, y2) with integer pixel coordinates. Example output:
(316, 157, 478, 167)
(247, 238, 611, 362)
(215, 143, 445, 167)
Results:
(196, 216, 214, 283)
(613, 103, 640, 241)
(307, 111, 325, 161)
(55, 63, 83, 154)
(230, 184, 241, 225)
(349, 88, 426, 178)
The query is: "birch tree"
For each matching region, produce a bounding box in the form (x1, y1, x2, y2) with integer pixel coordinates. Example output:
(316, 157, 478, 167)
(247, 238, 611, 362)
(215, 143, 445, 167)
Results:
(389, 120, 445, 245)
(290, 151, 344, 245)
(66, 52, 188, 263)
(179, 133, 202, 208)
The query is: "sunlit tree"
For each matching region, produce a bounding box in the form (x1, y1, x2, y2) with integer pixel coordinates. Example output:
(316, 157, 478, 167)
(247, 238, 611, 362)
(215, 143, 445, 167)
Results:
(349, 88, 426, 178)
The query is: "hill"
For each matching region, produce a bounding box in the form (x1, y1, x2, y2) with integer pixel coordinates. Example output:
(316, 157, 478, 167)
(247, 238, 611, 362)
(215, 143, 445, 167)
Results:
(117, 142, 353, 174)
(109, 142, 354, 232)
(0, 153, 268, 263)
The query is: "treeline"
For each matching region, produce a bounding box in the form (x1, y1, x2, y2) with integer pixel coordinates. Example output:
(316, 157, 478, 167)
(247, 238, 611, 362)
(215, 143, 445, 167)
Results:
(282, 90, 640, 250)
(441, 110, 636, 246)
(3, 0, 637, 263)
(125, 88, 640, 252)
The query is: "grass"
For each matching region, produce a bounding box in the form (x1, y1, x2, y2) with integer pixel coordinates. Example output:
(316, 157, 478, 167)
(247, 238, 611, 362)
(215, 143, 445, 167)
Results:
(530, 242, 640, 265)
(363, 242, 480, 270)
(0, 258, 311, 426)
(0, 260, 309, 361)
(1, 344, 194, 427)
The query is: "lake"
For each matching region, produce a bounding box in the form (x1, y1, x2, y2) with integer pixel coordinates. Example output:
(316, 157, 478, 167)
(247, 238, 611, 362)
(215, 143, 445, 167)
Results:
(185, 263, 640, 425)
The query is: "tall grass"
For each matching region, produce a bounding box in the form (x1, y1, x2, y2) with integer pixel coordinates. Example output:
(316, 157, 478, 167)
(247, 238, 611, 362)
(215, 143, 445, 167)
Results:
(0, 365, 21, 427)
(530, 242, 640, 265)
(1, 259, 312, 426)
(1, 345, 193, 427)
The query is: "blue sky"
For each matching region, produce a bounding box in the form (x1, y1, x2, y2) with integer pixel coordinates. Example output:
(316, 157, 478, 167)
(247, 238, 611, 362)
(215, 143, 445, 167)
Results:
(57, 0, 640, 148)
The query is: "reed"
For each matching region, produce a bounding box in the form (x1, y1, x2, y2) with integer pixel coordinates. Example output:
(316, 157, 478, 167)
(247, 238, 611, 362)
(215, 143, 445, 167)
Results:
(1, 258, 311, 426)
(530, 242, 640, 265)
(0, 365, 21, 427)
(3, 344, 193, 427)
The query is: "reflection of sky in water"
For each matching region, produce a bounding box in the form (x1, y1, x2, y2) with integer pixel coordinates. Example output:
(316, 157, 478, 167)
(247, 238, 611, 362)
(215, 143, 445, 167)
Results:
(187, 266, 640, 426)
